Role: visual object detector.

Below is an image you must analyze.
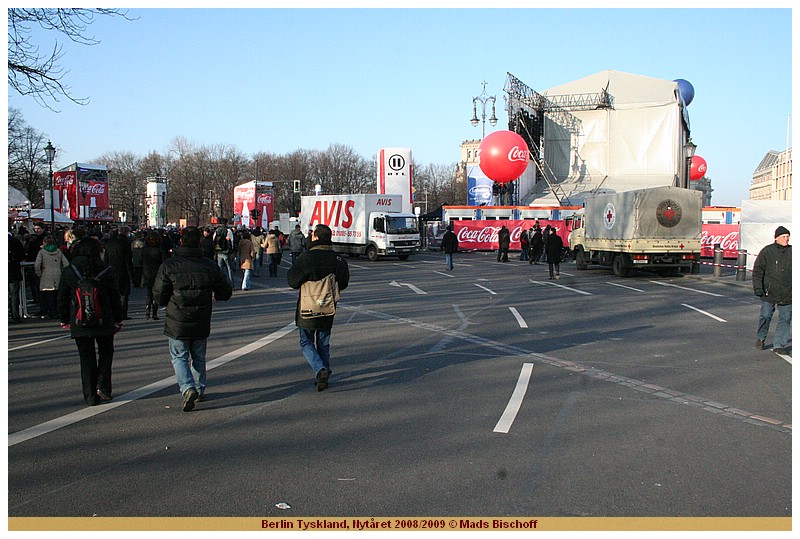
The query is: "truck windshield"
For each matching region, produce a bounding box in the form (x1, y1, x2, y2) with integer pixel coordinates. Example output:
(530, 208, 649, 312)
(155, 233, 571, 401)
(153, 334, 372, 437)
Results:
(385, 216, 418, 234)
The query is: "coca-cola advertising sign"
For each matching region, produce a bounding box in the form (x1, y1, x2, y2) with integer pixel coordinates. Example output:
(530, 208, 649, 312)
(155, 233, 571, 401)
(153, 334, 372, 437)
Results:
(701, 224, 738, 258)
(53, 169, 113, 221)
(453, 220, 570, 250)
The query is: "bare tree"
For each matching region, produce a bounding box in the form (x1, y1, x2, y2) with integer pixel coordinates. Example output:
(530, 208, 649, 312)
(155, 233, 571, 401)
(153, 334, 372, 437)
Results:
(7, 108, 50, 206)
(94, 150, 144, 225)
(8, 8, 134, 109)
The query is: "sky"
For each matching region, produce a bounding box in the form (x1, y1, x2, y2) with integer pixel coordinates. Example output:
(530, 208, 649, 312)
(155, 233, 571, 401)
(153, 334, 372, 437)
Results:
(7, 6, 794, 207)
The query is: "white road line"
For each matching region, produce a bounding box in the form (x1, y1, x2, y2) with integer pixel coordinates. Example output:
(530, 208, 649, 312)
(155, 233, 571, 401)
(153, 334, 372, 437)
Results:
(8, 322, 297, 447)
(494, 363, 534, 433)
(389, 281, 427, 294)
(509, 307, 528, 328)
(607, 282, 646, 293)
(529, 279, 592, 296)
(433, 270, 455, 278)
(774, 352, 792, 364)
(9, 333, 70, 352)
(650, 280, 724, 297)
(681, 303, 727, 323)
(474, 283, 497, 295)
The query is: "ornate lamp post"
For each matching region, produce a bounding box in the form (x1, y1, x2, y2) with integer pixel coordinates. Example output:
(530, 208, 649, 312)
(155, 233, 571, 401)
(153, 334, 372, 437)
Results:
(684, 137, 697, 189)
(470, 80, 498, 139)
(44, 140, 56, 233)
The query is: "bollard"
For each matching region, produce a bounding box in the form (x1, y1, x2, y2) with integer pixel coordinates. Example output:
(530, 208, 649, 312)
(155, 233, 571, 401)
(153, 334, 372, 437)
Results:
(736, 249, 748, 281)
(713, 243, 723, 278)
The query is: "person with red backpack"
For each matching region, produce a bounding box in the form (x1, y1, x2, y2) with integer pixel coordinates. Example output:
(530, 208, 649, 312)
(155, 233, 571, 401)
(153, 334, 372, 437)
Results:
(57, 237, 124, 406)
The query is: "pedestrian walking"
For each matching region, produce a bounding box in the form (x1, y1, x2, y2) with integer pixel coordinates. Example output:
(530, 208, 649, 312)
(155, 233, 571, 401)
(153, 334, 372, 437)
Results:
(251, 227, 265, 276)
(546, 227, 564, 280)
(9, 231, 26, 323)
(265, 229, 282, 277)
(752, 226, 792, 356)
(497, 225, 510, 262)
(441, 224, 458, 270)
(103, 226, 135, 320)
(530, 225, 543, 265)
(140, 230, 166, 320)
(57, 237, 123, 405)
(152, 226, 233, 411)
(34, 234, 70, 319)
(287, 224, 350, 392)
(519, 228, 530, 261)
(213, 222, 235, 287)
(239, 230, 255, 290)
(288, 224, 307, 265)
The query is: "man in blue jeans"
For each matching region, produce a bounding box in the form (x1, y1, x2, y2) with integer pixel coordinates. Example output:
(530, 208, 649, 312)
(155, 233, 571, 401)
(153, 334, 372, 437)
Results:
(752, 226, 792, 356)
(287, 224, 349, 391)
(153, 226, 233, 411)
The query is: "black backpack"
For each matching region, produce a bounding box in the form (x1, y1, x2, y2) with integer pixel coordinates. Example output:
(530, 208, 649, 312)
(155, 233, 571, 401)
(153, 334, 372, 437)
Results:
(214, 227, 229, 252)
(71, 265, 111, 327)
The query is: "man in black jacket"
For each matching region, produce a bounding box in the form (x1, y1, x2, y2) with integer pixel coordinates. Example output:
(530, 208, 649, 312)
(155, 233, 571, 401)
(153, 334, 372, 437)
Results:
(104, 226, 135, 319)
(752, 226, 792, 356)
(441, 224, 458, 271)
(287, 224, 349, 391)
(153, 226, 233, 411)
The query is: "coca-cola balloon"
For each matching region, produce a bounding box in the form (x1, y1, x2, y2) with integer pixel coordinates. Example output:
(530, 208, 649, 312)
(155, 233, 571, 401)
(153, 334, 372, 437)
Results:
(478, 130, 529, 183)
(690, 155, 707, 181)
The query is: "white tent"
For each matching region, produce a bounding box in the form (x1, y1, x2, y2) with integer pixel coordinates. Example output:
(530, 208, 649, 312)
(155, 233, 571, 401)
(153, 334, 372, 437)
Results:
(28, 208, 73, 224)
(8, 186, 31, 210)
(526, 70, 684, 205)
(739, 200, 793, 271)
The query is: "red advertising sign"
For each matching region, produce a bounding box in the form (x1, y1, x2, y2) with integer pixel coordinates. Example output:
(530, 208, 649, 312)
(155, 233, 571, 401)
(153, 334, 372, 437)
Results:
(53, 168, 113, 221)
(453, 220, 571, 251)
(701, 224, 739, 258)
(233, 181, 274, 229)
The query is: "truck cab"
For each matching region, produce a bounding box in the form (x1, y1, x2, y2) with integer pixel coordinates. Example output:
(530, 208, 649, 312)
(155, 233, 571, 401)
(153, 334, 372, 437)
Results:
(368, 212, 420, 261)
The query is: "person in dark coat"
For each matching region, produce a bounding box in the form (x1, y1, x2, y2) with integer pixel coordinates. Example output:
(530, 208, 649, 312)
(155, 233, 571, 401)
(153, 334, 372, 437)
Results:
(529, 225, 543, 265)
(103, 226, 134, 319)
(57, 237, 123, 405)
(497, 225, 510, 262)
(441, 224, 459, 271)
(140, 230, 166, 320)
(9, 231, 26, 322)
(545, 227, 564, 280)
(287, 224, 349, 391)
(152, 226, 233, 411)
(752, 226, 792, 355)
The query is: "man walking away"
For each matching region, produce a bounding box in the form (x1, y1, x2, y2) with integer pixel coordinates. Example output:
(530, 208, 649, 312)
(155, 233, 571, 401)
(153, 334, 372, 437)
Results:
(153, 227, 233, 411)
(104, 226, 135, 320)
(752, 226, 792, 356)
(441, 224, 458, 271)
(546, 227, 564, 280)
(287, 224, 349, 391)
(213, 222, 234, 287)
(497, 225, 510, 262)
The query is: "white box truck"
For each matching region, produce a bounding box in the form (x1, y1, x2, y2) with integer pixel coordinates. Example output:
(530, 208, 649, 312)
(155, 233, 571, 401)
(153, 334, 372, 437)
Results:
(300, 194, 420, 261)
(569, 186, 702, 277)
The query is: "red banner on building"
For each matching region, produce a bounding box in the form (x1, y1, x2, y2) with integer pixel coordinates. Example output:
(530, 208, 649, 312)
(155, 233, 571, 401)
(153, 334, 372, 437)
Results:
(452, 220, 571, 251)
(701, 224, 739, 258)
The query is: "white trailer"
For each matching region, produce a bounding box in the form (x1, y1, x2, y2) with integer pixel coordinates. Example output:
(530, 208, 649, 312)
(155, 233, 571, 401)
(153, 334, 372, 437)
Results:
(300, 194, 420, 261)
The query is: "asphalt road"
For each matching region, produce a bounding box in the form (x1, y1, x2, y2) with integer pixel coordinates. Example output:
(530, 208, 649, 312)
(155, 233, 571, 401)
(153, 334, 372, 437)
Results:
(7, 251, 791, 523)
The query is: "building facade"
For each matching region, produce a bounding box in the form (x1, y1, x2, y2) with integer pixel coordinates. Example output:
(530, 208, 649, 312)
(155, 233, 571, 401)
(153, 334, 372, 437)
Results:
(749, 148, 792, 201)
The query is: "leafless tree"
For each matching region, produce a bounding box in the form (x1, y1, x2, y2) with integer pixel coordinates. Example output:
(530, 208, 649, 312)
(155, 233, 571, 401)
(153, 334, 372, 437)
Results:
(94, 150, 145, 225)
(8, 8, 134, 110)
(7, 107, 51, 206)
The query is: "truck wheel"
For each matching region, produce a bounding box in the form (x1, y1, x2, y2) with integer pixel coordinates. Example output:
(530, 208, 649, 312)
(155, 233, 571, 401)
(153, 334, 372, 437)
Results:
(612, 254, 628, 277)
(575, 248, 588, 270)
(366, 246, 378, 262)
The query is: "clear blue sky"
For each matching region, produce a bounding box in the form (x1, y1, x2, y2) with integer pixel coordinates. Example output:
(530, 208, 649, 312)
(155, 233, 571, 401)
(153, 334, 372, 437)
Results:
(9, 7, 793, 207)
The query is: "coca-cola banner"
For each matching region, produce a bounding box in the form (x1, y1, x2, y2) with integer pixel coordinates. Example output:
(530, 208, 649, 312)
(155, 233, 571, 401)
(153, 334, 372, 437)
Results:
(701, 224, 739, 258)
(453, 220, 571, 251)
(53, 169, 113, 221)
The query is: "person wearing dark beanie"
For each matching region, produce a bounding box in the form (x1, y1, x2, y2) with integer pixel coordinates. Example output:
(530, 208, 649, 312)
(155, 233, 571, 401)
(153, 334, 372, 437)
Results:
(752, 226, 791, 356)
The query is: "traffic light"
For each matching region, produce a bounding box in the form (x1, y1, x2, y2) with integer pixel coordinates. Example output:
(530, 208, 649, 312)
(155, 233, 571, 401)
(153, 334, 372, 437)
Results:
(293, 180, 301, 193)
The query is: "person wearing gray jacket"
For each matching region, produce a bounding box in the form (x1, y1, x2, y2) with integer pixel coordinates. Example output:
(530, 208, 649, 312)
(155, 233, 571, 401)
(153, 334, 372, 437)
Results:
(752, 226, 792, 356)
(288, 224, 307, 265)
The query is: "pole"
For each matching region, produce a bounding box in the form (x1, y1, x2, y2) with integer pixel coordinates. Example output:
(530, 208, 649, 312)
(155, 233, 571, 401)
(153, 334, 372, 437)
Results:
(49, 162, 55, 234)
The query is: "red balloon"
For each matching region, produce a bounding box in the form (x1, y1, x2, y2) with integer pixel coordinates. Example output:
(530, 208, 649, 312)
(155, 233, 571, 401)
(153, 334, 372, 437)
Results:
(690, 155, 707, 181)
(478, 130, 529, 183)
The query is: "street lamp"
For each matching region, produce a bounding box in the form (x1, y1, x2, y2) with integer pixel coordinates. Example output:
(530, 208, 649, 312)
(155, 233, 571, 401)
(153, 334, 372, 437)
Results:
(44, 140, 56, 233)
(470, 80, 498, 139)
(684, 137, 697, 188)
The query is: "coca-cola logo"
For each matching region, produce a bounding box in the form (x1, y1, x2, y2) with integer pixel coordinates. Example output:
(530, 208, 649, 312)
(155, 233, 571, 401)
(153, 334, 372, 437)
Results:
(701, 230, 739, 250)
(85, 183, 105, 194)
(455, 224, 526, 243)
(507, 145, 528, 162)
(257, 193, 272, 204)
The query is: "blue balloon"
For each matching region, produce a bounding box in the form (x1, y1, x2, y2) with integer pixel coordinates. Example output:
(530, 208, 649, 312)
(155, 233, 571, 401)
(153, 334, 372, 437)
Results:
(674, 78, 695, 106)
